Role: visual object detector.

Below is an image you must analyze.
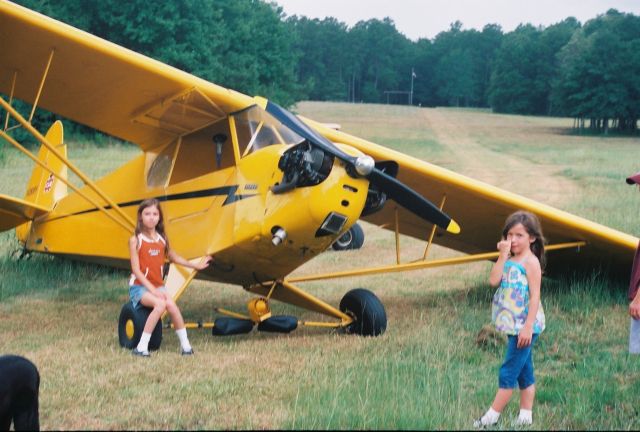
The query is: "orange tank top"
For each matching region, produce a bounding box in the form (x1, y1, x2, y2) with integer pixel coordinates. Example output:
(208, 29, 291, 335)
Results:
(129, 233, 166, 287)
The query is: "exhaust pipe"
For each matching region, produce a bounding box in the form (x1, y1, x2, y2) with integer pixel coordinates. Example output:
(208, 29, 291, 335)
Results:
(271, 227, 287, 246)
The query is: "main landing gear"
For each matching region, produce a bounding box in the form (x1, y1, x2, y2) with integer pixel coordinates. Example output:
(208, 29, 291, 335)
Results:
(209, 288, 386, 337)
(118, 302, 163, 350)
(339, 288, 387, 336)
(116, 286, 387, 347)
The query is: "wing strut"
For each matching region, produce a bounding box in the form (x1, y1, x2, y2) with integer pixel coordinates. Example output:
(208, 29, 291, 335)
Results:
(422, 195, 448, 260)
(287, 192, 583, 284)
(0, 97, 136, 231)
(0, 130, 133, 232)
(29, 49, 55, 123)
(3, 71, 16, 131)
(4, 49, 55, 132)
(387, 193, 447, 265)
(287, 241, 587, 283)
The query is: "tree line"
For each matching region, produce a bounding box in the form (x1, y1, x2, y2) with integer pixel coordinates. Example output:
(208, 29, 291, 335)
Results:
(12, 0, 640, 134)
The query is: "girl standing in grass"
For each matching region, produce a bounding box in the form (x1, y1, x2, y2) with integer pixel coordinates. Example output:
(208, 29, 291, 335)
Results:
(129, 198, 211, 357)
(474, 211, 546, 427)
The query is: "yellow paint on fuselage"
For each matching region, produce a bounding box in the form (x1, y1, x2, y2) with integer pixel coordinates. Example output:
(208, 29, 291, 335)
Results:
(217, 145, 368, 284)
(22, 127, 369, 286)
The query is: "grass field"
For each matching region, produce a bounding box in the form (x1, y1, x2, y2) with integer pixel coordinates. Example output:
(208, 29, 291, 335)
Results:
(1, 103, 640, 429)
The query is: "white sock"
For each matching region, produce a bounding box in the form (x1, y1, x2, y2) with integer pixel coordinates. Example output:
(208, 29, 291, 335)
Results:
(136, 332, 151, 352)
(481, 407, 501, 425)
(517, 409, 532, 424)
(176, 328, 192, 351)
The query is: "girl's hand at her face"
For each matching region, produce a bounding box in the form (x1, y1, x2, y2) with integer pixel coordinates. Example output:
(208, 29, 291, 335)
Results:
(497, 238, 511, 260)
(517, 325, 533, 348)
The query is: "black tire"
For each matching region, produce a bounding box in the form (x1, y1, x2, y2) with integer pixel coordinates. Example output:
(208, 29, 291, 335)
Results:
(332, 223, 365, 251)
(339, 288, 387, 336)
(118, 302, 163, 350)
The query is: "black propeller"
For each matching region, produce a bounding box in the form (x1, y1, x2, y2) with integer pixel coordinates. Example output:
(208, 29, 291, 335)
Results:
(265, 101, 460, 234)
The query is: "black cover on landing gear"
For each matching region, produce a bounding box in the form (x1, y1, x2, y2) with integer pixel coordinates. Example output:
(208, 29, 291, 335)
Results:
(211, 317, 254, 336)
(257, 315, 298, 333)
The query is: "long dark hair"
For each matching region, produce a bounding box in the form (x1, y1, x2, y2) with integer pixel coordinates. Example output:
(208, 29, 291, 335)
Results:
(502, 210, 546, 268)
(135, 198, 169, 252)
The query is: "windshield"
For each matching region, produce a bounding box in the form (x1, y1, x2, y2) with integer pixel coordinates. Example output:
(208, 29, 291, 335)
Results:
(232, 105, 304, 157)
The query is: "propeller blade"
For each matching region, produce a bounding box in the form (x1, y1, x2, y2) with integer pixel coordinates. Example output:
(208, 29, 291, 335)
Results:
(265, 100, 460, 234)
(367, 168, 460, 234)
(265, 101, 356, 163)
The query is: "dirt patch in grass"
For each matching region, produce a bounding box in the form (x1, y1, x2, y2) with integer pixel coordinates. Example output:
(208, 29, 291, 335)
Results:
(419, 108, 581, 206)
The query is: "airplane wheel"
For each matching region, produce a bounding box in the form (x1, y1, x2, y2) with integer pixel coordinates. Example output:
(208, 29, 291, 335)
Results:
(332, 223, 364, 251)
(339, 288, 386, 336)
(118, 302, 162, 350)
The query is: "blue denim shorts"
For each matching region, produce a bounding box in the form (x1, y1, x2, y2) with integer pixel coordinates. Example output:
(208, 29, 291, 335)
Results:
(129, 285, 166, 309)
(498, 334, 539, 389)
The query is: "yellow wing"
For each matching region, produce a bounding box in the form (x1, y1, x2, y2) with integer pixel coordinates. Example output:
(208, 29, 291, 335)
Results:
(306, 117, 638, 276)
(0, 1, 254, 151)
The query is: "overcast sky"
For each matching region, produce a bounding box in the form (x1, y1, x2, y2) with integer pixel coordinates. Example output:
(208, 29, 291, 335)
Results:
(273, 0, 640, 40)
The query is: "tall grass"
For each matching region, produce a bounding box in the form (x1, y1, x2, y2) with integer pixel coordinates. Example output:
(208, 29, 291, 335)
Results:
(285, 274, 640, 430)
(1, 105, 640, 429)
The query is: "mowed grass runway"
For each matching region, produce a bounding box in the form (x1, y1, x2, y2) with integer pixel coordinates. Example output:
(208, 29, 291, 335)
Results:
(1, 103, 639, 429)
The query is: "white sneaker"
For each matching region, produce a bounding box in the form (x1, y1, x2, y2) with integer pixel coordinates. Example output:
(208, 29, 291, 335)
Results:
(473, 417, 498, 428)
(132, 348, 150, 357)
(514, 415, 532, 426)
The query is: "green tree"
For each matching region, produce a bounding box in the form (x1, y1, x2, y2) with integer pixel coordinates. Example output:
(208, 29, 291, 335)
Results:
(476, 24, 504, 106)
(211, 1, 302, 106)
(553, 10, 640, 133)
(538, 18, 581, 114)
(428, 22, 503, 107)
(411, 38, 438, 107)
(349, 18, 413, 103)
(435, 47, 474, 106)
(489, 24, 548, 114)
(287, 16, 351, 101)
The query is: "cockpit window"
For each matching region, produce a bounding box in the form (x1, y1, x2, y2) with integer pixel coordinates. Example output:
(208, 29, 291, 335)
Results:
(233, 105, 304, 157)
(146, 141, 177, 187)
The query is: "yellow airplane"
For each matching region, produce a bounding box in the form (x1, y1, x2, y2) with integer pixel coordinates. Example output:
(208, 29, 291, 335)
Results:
(0, 1, 637, 349)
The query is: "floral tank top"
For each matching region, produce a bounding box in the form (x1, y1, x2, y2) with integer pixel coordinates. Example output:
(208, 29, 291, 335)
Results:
(491, 259, 545, 335)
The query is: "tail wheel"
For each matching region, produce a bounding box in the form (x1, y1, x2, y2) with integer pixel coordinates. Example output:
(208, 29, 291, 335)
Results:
(339, 288, 387, 336)
(332, 223, 365, 251)
(118, 302, 163, 350)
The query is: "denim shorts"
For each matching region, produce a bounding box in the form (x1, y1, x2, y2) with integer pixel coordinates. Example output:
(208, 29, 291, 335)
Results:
(129, 285, 166, 309)
(630, 318, 640, 354)
(498, 334, 539, 389)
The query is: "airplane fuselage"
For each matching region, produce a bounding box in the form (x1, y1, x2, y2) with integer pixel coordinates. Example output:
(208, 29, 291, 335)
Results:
(18, 113, 369, 287)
